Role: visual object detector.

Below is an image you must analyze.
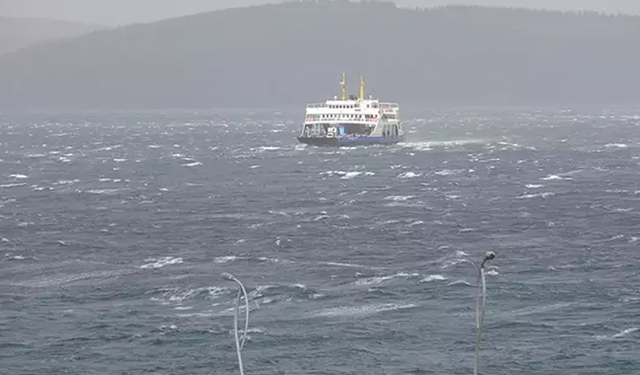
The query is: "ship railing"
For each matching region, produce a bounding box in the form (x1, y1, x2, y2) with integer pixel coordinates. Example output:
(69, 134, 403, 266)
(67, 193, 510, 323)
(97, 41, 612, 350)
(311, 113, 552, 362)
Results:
(379, 102, 399, 108)
(305, 119, 379, 123)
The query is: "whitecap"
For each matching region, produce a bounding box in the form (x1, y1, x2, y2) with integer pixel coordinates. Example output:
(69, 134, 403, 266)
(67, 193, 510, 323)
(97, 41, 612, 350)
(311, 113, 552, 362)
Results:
(321, 170, 374, 179)
(54, 179, 80, 185)
(542, 174, 569, 181)
(384, 195, 415, 201)
(314, 303, 416, 317)
(604, 143, 628, 149)
(447, 280, 473, 287)
(612, 207, 633, 213)
(319, 261, 384, 270)
(140, 257, 184, 269)
(258, 256, 294, 264)
(214, 256, 239, 264)
(596, 327, 638, 340)
(398, 172, 420, 179)
(6, 255, 27, 261)
(517, 192, 555, 199)
(355, 272, 419, 286)
(420, 274, 447, 282)
(1, 183, 27, 188)
(13, 269, 132, 288)
(86, 188, 122, 194)
(341, 171, 375, 179)
(434, 169, 463, 176)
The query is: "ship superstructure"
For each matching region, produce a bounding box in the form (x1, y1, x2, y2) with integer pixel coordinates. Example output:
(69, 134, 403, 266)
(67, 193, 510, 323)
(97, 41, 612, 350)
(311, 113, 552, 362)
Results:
(297, 73, 404, 146)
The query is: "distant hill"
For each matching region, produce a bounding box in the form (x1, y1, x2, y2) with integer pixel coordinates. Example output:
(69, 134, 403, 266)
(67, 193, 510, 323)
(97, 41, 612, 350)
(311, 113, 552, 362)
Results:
(2, 0, 640, 26)
(0, 17, 103, 55)
(0, 0, 273, 26)
(1, 0, 640, 110)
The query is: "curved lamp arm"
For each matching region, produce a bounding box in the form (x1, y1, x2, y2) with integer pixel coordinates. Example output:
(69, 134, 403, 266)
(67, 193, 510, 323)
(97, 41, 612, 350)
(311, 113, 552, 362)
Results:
(221, 272, 250, 375)
(474, 251, 496, 375)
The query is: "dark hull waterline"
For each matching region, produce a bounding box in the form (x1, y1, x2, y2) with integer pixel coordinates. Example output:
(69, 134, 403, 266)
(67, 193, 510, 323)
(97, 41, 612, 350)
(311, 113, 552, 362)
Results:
(297, 136, 404, 147)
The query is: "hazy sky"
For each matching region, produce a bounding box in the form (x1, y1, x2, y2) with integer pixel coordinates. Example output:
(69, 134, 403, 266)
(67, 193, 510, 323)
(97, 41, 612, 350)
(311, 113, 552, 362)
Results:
(1, 0, 639, 25)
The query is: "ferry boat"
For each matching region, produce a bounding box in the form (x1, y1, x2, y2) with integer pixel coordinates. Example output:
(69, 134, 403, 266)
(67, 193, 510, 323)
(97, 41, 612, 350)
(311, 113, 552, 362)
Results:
(297, 73, 405, 146)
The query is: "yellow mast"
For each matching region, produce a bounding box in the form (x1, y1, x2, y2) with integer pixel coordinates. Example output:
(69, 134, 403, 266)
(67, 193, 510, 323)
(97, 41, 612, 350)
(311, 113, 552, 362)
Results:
(359, 74, 365, 101)
(341, 72, 347, 100)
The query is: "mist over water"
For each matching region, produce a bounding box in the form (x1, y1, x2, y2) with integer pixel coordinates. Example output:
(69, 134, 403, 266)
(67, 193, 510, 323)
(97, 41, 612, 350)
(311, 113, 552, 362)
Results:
(1, 108, 639, 374)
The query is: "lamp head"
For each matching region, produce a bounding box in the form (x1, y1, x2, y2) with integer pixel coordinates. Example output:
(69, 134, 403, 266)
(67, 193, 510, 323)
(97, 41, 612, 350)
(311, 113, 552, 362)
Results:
(484, 251, 496, 262)
(220, 272, 235, 281)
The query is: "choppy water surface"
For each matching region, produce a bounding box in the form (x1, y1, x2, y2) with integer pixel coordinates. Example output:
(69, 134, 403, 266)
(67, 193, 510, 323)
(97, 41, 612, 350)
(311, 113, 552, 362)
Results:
(1, 108, 639, 375)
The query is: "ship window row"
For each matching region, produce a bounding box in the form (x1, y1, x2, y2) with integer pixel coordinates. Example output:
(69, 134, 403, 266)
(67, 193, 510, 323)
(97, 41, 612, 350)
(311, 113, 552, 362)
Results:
(308, 114, 378, 119)
(327, 104, 378, 109)
(307, 104, 381, 109)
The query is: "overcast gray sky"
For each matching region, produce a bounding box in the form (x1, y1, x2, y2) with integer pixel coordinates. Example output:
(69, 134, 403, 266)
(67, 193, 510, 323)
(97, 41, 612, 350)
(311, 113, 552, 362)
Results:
(1, 0, 639, 25)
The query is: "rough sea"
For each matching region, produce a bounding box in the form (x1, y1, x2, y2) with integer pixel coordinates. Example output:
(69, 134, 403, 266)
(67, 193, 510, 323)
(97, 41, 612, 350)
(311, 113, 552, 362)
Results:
(1, 108, 639, 375)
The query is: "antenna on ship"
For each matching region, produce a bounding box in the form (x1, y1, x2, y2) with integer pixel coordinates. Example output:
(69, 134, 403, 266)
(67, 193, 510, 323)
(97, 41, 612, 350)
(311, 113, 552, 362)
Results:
(359, 74, 365, 101)
(341, 72, 347, 100)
